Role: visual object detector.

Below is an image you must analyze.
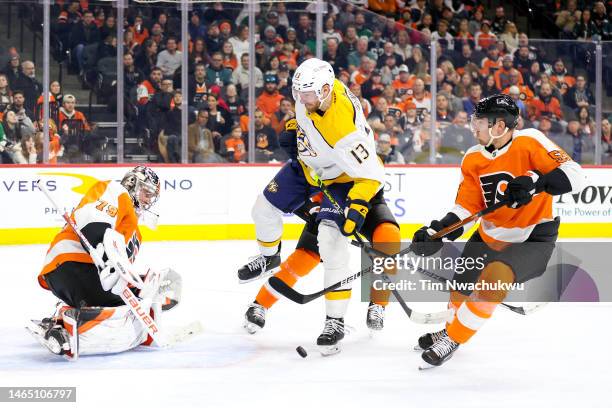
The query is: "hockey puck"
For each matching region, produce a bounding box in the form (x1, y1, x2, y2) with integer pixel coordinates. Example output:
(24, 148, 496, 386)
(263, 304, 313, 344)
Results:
(296, 346, 308, 358)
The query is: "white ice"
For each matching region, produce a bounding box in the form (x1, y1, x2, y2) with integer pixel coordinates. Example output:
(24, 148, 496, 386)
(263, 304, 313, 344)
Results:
(0, 241, 610, 408)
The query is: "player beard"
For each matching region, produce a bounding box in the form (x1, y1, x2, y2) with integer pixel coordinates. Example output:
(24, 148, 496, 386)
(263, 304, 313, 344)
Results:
(304, 101, 321, 113)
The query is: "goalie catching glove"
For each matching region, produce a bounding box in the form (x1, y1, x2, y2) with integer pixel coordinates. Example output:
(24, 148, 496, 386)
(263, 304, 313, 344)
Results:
(341, 199, 370, 236)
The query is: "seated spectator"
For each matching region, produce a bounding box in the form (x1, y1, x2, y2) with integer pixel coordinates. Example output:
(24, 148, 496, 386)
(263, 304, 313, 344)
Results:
(257, 74, 284, 119)
(160, 91, 183, 163)
(70, 10, 100, 73)
(350, 82, 372, 117)
(377, 41, 404, 70)
(223, 125, 246, 163)
(0, 110, 35, 164)
(97, 35, 117, 61)
(368, 26, 386, 59)
(204, 23, 222, 55)
(229, 25, 250, 62)
(338, 25, 359, 62)
(555, 0, 581, 37)
(499, 21, 519, 53)
(1, 54, 21, 90)
(463, 82, 482, 114)
(348, 37, 377, 71)
(187, 63, 208, 111)
(232, 53, 264, 100)
(480, 45, 501, 77)
(432, 19, 454, 51)
(528, 83, 564, 124)
(513, 45, 536, 77)
(394, 30, 413, 61)
(577, 106, 595, 138)
(8, 91, 35, 123)
(495, 54, 523, 91)
(206, 52, 232, 87)
(564, 120, 593, 163)
(35, 81, 63, 126)
(411, 78, 432, 113)
(573, 9, 598, 41)
(224, 84, 247, 125)
(362, 69, 385, 101)
(474, 20, 497, 51)
(506, 85, 528, 117)
(442, 111, 473, 157)
(188, 109, 222, 163)
(157, 36, 182, 78)
(98, 14, 116, 44)
(435, 93, 454, 124)
(0, 74, 12, 121)
(376, 133, 405, 164)
(295, 13, 315, 46)
(129, 15, 150, 46)
(134, 39, 158, 77)
(207, 93, 232, 137)
(564, 75, 594, 112)
(189, 37, 209, 73)
(323, 38, 347, 73)
(137, 67, 163, 106)
(188, 12, 206, 41)
(123, 53, 145, 97)
(36, 119, 63, 164)
(270, 98, 294, 136)
(13, 61, 42, 114)
(502, 69, 533, 102)
(482, 74, 501, 97)
(350, 56, 375, 85)
(550, 59, 576, 95)
(221, 41, 238, 71)
(368, 97, 389, 132)
(58, 94, 95, 162)
(403, 101, 422, 134)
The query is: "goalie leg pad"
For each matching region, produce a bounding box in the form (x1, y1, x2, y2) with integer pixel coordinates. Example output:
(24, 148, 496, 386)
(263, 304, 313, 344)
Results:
(318, 220, 352, 319)
(60, 305, 150, 355)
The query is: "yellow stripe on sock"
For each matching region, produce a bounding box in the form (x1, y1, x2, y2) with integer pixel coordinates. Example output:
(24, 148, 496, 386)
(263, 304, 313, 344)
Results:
(325, 289, 352, 300)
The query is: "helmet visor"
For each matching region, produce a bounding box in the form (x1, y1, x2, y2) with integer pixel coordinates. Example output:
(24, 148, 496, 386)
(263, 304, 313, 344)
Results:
(293, 88, 318, 104)
(469, 114, 489, 133)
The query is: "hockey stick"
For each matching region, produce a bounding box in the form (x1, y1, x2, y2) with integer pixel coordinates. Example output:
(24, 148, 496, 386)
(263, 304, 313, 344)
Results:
(269, 196, 510, 307)
(37, 180, 169, 347)
(283, 174, 451, 324)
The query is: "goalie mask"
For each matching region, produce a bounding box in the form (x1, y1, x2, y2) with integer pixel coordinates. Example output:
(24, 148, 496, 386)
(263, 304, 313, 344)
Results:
(121, 166, 161, 213)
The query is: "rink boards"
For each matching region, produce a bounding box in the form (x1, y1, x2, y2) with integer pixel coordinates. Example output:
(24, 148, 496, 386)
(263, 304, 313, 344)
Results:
(0, 164, 611, 244)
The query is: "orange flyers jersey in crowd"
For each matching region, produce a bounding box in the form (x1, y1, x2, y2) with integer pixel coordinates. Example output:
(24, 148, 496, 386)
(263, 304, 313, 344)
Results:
(38, 181, 141, 289)
(452, 128, 582, 244)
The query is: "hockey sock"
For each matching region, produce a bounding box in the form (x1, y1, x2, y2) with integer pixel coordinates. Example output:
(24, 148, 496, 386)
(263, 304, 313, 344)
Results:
(446, 261, 515, 344)
(255, 249, 320, 309)
(369, 222, 401, 306)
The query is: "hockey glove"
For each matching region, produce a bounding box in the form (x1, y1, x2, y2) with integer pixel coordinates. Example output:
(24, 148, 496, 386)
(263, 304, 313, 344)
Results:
(279, 118, 298, 161)
(342, 199, 370, 236)
(410, 220, 444, 257)
(505, 171, 541, 209)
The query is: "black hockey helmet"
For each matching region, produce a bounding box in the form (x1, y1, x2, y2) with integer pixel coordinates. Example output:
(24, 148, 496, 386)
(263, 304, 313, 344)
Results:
(473, 93, 519, 129)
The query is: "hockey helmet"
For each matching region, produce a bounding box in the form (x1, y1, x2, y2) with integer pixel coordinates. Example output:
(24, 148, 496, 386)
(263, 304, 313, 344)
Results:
(121, 165, 160, 212)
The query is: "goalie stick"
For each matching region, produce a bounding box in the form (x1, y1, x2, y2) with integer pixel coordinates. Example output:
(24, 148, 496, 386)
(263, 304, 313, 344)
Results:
(37, 179, 174, 348)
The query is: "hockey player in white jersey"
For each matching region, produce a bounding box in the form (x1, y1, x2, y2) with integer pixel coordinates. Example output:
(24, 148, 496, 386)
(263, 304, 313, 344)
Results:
(241, 58, 402, 354)
(28, 166, 182, 359)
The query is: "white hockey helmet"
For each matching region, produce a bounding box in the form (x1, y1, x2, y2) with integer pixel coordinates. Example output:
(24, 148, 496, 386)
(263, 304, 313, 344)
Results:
(292, 57, 335, 104)
(121, 165, 160, 212)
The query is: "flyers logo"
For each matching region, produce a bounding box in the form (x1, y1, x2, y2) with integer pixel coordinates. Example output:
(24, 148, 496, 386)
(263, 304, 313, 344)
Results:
(479, 172, 515, 207)
(297, 126, 317, 157)
(548, 149, 571, 163)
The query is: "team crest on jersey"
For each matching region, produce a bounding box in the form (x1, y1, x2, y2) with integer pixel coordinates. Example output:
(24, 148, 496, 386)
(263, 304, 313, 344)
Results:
(479, 172, 515, 207)
(297, 126, 317, 157)
(266, 180, 279, 193)
(548, 149, 571, 163)
(126, 233, 141, 263)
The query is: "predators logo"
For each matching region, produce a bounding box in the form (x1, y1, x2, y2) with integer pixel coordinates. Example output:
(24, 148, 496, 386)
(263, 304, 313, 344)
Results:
(297, 125, 317, 157)
(266, 180, 279, 193)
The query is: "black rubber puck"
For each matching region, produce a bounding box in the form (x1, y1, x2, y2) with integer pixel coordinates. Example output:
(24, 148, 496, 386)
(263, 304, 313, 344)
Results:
(296, 346, 308, 358)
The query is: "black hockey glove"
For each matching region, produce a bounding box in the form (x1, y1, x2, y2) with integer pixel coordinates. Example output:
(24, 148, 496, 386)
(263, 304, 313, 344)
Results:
(279, 118, 298, 162)
(505, 171, 542, 209)
(410, 220, 444, 257)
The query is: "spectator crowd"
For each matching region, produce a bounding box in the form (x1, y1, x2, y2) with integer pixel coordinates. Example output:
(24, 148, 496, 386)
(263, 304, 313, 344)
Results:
(1, 0, 611, 165)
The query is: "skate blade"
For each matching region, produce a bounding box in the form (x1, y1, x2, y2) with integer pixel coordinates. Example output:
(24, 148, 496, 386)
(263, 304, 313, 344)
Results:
(238, 266, 280, 284)
(25, 322, 75, 361)
(418, 362, 436, 370)
(318, 344, 341, 356)
(243, 321, 262, 335)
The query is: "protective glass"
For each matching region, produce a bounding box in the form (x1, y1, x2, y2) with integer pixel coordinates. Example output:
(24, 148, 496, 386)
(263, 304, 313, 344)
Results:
(135, 180, 159, 211)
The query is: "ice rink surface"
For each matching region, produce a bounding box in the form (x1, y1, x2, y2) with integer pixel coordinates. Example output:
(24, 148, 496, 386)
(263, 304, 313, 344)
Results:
(0, 240, 610, 408)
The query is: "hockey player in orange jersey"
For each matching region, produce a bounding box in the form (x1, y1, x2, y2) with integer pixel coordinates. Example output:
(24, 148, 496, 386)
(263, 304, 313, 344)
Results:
(29, 166, 182, 358)
(410, 94, 586, 368)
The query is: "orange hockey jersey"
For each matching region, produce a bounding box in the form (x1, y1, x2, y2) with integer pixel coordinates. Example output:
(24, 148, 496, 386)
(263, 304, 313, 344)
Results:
(451, 128, 584, 244)
(39, 180, 142, 289)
